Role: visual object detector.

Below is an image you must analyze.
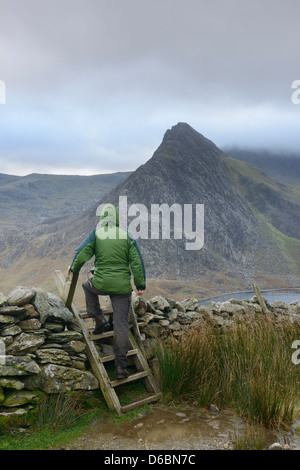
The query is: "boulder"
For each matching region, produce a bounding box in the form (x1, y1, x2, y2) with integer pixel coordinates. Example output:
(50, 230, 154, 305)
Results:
(271, 301, 288, 310)
(6, 332, 46, 355)
(6, 287, 35, 306)
(181, 298, 199, 311)
(149, 296, 171, 312)
(134, 298, 148, 317)
(168, 308, 178, 322)
(2, 390, 42, 407)
(19, 319, 42, 331)
(35, 348, 72, 366)
(62, 340, 86, 355)
(43, 321, 65, 332)
(0, 355, 41, 376)
(131, 291, 140, 309)
(47, 331, 83, 344)
(0, 377, 25, 390)
(21, 304, 40, 319)
(288, 302, 300, 315)
(39, 364, 99, 393)
(174, 301, 186, 313)
(0, 325, 22, 337)
(32, 289, 73, 325)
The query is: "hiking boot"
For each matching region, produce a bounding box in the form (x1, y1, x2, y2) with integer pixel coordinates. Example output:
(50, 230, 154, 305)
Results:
(93, 316, 110, 335)
(116, 366, 130, 380)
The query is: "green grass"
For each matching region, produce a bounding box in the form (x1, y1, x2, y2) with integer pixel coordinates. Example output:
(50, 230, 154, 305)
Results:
(156, 317, 300, 428)
(0, 382, 154, 450)
(0, 392, 107, 450)
(232, 425, 265, 450)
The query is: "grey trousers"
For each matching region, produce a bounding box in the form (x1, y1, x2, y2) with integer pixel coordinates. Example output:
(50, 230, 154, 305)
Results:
(82, 278, 131, 369)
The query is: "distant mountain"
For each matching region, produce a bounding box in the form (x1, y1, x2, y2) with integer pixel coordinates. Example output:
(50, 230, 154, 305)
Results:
(0, 172, 131, 223)
(1, 123, 300, 297)
(223, 148, 300, 185)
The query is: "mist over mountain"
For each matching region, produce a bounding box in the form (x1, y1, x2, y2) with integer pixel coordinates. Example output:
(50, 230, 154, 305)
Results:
(1, 123, 300, 297)
(223, 147, 300, 185)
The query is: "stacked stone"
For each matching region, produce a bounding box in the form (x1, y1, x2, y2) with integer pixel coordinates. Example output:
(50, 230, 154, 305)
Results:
(131, 293, 300, 360)
(0, 286, 98, 417)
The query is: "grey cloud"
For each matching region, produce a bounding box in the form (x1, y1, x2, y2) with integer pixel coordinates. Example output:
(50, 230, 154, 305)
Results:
(0, 0, 300, 175)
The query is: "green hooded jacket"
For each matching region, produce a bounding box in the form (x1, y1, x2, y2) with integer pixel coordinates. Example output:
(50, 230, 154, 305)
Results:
(70, 204, 146, 294)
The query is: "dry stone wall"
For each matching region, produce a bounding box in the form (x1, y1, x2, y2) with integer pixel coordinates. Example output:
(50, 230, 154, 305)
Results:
(0, 286, 98, 418)
(132, 292, 300, 361)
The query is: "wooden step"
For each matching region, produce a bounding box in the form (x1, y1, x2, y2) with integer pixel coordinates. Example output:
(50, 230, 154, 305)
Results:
(110, 370, 148, 387)
(120, 393, 162, 412)
(80, 307, 113, 319)
(90, 330, 114, 340)
(99, 349, 138, 363)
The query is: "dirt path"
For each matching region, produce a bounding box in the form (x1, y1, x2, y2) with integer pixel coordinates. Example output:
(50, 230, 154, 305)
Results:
(65, 405, 285, 451)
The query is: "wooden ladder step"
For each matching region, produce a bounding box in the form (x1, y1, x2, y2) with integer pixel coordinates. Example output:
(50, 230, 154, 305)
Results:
(90, 330, 114, 340)
(99, 349, 138, 363)
(121, 393, 162, 413)
(80, 307, 113, 319)
(110, 370, 149, 387)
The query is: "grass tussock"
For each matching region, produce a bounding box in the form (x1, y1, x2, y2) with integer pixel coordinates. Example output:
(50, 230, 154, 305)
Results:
(232, 425, 266, 450)
(156, 317, 300, 428)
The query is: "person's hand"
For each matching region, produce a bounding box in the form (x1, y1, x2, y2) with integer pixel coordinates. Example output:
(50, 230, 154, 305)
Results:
(137, 290, 144, 296)
(67, 266, 71, 275)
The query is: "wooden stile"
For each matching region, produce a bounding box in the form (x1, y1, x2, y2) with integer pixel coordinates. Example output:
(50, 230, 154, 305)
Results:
(54, 270, 161, 415)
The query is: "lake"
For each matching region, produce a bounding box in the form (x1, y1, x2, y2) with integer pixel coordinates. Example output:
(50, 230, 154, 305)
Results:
(199, 289, 300, 306)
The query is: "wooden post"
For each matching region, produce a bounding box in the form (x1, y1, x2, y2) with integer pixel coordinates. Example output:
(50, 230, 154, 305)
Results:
(129, 305, 146, 359)
(66, 272, 79, 310)
(252, 283, 268, 315)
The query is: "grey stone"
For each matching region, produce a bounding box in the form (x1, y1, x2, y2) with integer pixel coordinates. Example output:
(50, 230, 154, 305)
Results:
(271, 301, 288, 310)
(268, 442, 283, 450)
(2, 390, 41, 407)
(19, 319, 42, 331)
(0, 306, 24, 317)
(39, 364, 99, 393)
(181, 298, 199, 311)
(6, 332, 46, 355)
(32, 289, 73, 325)
(43, 321, 65, 332)
(47, 331, 83, 344)
(0, 314, 18, 328)
(20, 304, 40, 319)
(174, 301, 186, 313)
(168, 308, 178, 322)
(6, 286, 35, 306)
(0, 355, 41, 376)
(0, 325, 22, 336)
(62, 340, 86, 354)
(131, 291, 140, 309)
(184, 311, 203, 320)
(0, 377, 25, 390)
(149, 296, 171, 312)
(35, 348, 72, 366)
(134, 298, 148, 317)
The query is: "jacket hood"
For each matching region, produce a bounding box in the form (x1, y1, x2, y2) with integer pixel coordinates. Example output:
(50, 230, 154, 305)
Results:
(99, 204, 119, 227)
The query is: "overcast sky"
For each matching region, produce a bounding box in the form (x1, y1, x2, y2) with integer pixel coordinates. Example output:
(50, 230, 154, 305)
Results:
(0, 0, 300, 175)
